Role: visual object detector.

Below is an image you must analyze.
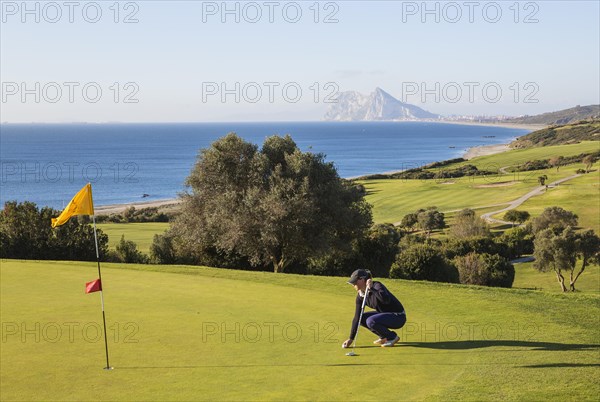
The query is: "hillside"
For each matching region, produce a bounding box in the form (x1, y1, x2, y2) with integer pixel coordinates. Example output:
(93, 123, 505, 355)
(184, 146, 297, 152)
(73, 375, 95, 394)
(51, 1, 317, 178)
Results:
(504, 105, 600, 125)
(511, 120, 600, 148)
(1, 259, 599, 401)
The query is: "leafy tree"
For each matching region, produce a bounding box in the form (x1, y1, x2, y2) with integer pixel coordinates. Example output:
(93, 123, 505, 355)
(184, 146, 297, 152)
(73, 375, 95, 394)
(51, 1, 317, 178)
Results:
(498, 226, 534, 259)
(549, 156, 564, 172)
(443, 236, 507, 260)
(171, 133, 372, 273)
(150, 233, 177, 264)
(537, 175, 548, 187)
(115, 235, 148, 264)
(449, 208, 490, 239)
(582, 154, 597, 173)
(416, 207, 445, 237)
(504, 210, 530, 227)
(531, 206, 578, 234)
(400, 213, 418, 232)
(533, 227, 577, 292)
(354, 223, 403, 278)
(0, 201, 108, 261)
(454, 252, 514, 288)
(389, 243, 458, 283)
(570, 230, 600, 291)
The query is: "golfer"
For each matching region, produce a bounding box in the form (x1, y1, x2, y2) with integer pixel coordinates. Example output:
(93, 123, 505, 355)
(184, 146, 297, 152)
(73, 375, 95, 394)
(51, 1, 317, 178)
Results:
(342, 269, 406, 348)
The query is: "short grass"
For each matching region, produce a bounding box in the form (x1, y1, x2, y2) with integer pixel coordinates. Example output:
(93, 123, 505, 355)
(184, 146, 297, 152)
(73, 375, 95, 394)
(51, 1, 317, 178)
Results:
(1, 259, 599, 401)
(513, 261, 600, 294)
(362, 141, 599, 225)
(96, 223, 169, 253)
(492, 172, 600, 232)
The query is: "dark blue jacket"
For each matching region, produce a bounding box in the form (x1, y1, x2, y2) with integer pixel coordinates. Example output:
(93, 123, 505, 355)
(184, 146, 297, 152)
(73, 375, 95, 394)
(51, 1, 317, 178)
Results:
(349, 281, 405, 339)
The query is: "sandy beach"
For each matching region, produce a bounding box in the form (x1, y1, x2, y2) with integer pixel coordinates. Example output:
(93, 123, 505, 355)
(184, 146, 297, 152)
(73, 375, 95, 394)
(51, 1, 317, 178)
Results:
(95, 198, 181, 215)
(463, 143, 511, 160)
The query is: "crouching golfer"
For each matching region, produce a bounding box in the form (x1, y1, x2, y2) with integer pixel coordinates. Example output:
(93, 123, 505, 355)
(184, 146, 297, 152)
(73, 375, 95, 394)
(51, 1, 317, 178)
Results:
(342, 269, 406, 348)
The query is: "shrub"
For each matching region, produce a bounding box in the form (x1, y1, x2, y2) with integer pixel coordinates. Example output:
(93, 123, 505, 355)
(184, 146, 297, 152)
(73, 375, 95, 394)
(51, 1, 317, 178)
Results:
(454, 252, 514, 288)
(390, 243, 458, 283)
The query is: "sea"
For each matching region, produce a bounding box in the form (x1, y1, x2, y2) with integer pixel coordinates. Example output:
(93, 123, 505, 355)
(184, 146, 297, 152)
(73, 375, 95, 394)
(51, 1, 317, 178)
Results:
(0, 122, 530, 209)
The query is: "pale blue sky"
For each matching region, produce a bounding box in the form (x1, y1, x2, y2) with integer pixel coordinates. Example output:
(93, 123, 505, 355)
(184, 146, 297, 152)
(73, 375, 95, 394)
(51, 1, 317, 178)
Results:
(1, 0, 599, 122)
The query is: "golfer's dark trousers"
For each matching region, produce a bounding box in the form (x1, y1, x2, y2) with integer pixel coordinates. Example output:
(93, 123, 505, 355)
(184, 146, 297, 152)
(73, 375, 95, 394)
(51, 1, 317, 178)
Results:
(360, 311, 406, 340)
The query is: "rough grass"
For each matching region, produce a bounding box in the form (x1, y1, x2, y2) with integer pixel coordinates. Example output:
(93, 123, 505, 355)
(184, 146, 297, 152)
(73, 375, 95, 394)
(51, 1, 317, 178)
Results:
(1, 259, 599, 401)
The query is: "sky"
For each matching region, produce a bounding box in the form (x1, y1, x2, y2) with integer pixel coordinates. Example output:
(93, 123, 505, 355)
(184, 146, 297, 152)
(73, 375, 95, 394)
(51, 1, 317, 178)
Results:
(1, 0, 599, 122)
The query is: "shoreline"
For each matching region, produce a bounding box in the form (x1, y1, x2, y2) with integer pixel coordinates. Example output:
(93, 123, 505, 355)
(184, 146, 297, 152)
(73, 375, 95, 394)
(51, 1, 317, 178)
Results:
(97, 142, 513, 213)
(427, 120, 547, 131)
(93, 122, 530, 214)
(95, 198, 181, 216)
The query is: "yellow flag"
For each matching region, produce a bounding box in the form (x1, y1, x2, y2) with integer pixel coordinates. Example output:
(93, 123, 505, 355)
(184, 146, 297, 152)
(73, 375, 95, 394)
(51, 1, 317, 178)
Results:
(51, 183, 95, 228)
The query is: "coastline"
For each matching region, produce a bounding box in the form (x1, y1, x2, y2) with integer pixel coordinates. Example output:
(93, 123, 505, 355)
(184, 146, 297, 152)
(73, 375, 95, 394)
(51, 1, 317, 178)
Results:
(95, 198, 181, 216)
(462, 143, 511, 160)
(428, 120, 547, 131)
(93, 121, 527, 214)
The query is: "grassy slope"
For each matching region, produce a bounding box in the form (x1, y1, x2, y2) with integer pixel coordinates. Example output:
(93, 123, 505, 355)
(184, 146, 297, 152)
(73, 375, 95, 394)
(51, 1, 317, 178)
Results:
(1, 259, 599, 401)
(513, 262, 600, 294)
(96, 223, 169, 253)
(361, 142, 599, 226)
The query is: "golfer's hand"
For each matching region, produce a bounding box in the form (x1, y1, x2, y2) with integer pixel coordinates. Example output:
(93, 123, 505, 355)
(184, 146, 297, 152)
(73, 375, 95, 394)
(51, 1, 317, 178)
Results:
(366, 278, 372, 289)
(342, 339, 353, 349)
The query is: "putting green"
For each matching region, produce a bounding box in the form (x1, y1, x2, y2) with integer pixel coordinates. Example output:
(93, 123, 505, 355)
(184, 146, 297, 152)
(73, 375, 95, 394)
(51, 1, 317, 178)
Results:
(1, 260, 599, 401)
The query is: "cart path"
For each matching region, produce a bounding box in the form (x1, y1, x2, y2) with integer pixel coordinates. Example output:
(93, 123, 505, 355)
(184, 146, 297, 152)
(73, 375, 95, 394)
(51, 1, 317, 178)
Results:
(481, 173, 582, 224)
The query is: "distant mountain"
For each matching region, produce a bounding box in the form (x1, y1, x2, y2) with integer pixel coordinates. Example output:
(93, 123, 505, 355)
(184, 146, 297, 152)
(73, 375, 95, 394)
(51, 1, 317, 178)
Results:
(324, 88, 439, 121)
(504, 105, 600, 125)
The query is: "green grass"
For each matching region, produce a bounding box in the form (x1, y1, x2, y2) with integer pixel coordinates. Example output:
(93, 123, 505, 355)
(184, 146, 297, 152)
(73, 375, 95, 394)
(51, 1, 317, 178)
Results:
(513, 261, 600, 294)
(361, 141, 599, 225)
(1, 259, 599, 401)
(492, 172, 599, 232)
(96, 223, 169, 253)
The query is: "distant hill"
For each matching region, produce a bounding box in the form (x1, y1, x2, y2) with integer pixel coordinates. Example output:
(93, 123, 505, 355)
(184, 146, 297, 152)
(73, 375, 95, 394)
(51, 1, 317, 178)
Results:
(324, 88, 439, 121)
(511, 119, 600, 148)
(504, 105, 600, 125)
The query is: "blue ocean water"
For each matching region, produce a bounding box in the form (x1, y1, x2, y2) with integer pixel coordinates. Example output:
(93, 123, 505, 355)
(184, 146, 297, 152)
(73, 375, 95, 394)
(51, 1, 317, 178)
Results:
(0, 122, 529, 209)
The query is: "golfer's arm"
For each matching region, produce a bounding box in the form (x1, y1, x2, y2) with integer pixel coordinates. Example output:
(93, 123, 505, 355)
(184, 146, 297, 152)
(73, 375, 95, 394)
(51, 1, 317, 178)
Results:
(349, 297, 362, 339)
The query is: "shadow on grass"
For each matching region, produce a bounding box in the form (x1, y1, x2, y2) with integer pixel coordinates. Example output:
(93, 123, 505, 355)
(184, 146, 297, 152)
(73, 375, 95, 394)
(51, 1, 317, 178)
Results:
(521, 363, 600, 368)
(401, 340, 600, 351)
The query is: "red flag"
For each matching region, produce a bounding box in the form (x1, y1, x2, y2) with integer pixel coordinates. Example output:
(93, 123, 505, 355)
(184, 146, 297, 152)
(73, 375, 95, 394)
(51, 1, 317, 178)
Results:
(85, 279, 102, 294)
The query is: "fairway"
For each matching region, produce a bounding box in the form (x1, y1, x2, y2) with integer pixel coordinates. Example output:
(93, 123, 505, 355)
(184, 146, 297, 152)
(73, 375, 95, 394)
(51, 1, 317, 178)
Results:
(96, 223, 169, 253)
(362, 141, 599, 225)
(1, 260, 599, 401)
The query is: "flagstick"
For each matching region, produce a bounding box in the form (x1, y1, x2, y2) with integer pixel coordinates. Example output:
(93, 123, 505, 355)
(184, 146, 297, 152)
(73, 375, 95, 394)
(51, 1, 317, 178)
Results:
(92, 214, 112, 370)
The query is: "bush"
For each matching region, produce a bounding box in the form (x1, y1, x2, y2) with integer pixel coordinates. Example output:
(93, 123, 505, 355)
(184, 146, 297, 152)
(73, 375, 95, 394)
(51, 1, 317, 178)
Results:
(454, 252, 514, 288)
(390, 243, 458, 283)
(498, 227, 534, 259)
(115, 235, 148, 264)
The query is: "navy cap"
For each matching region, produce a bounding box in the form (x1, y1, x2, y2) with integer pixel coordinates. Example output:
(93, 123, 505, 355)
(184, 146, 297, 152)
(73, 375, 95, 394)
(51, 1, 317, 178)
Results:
(348, 269, 372, 285)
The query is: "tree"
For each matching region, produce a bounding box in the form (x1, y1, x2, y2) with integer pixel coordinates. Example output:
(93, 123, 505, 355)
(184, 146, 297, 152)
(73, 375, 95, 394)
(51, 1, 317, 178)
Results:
(171, 133, 372, 273)
(503, 210, 530, 227)
(582, 154, 597, 173)
(549, 156, 563, 172)
(115, 235, 148, 264)
(533, 227, 577, 292)
(389, 243, 458, 283)
(417, 207, 445, 237)
(354, 223, 403, 278)
(454, 252, 514, 288)
(449, 208, 490, 239)
(531, 206, 578, 234)
(498, 226, 534, 259)
(0, 201, 108, 261)
(537, 175, 548, 187)
(570, 230, 600, 291)
(400, 213, 418, 232)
